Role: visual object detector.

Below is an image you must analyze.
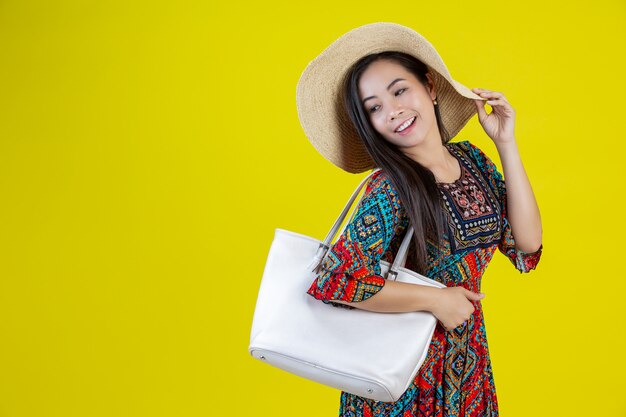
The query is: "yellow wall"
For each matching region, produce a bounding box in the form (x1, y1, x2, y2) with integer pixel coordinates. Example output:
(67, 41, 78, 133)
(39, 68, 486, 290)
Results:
(0, 1, 623, 416)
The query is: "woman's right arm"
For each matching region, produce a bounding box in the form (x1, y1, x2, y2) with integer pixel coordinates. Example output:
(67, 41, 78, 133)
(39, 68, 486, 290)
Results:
(330, 280, 441, 313)
(332, 282, 485, 332)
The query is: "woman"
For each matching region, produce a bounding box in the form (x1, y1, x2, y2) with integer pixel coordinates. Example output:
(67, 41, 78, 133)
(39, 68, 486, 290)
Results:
(298, 23, 543, 416)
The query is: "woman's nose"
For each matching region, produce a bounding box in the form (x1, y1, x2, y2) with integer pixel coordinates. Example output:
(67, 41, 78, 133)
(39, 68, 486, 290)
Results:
(389, 109, 404, 122)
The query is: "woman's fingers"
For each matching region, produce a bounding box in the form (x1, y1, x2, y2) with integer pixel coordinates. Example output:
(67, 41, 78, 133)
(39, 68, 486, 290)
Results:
(479, 91, 505, 100)
(475, 91, 508, 107)
(486, 97, 505, 105)
(474, 89, 510, 104)
(472, 87, 507, 99)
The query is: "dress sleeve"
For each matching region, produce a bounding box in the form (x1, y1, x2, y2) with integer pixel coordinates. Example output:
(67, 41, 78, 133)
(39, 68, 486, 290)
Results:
(464, 141, 543, 273)
(306, 170, 409, 308)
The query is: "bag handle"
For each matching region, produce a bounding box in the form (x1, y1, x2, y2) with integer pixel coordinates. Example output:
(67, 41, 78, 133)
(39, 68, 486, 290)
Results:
(307, 169, 414, 281)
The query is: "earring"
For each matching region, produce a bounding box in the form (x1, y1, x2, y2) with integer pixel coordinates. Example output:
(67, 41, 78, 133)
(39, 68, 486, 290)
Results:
(433, 99, 438, 105)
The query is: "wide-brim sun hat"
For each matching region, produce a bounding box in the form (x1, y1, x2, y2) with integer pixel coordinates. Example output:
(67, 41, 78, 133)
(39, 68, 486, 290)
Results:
(296, 22, 485, 174)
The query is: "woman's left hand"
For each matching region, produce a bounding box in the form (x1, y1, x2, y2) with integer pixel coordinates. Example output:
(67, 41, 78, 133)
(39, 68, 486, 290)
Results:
(471, 87, 516, 146)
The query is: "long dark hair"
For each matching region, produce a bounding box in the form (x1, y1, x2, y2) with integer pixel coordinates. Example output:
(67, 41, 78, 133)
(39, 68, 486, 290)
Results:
(343, 51, 451, 274)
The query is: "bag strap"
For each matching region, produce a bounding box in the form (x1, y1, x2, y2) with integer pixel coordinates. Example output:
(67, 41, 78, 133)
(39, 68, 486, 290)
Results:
(307, 169, 414, 281)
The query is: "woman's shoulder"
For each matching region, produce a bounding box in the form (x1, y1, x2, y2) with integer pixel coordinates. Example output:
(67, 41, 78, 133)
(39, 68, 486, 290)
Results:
(359, 169, 407, 226)
(451, 139, 482, 158)
(364, 169, 400, 199)
(452, 139, 499, 172)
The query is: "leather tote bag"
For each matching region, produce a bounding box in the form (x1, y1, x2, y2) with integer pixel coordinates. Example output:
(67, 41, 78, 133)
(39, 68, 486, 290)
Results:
(248, 169, 446, 403)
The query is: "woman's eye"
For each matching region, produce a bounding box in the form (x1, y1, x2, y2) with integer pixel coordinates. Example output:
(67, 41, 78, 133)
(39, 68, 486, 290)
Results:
(368, 89, 406, 113)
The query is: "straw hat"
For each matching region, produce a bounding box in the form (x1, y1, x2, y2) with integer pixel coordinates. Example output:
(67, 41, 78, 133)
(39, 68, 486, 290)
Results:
(295, 22, 484, 174)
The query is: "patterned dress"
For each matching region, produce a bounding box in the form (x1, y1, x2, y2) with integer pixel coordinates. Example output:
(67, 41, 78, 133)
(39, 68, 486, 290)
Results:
(306, 140, 543, 417)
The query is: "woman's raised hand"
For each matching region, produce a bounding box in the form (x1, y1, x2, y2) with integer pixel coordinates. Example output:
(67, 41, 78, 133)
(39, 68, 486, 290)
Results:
(472, 87, 516, 146)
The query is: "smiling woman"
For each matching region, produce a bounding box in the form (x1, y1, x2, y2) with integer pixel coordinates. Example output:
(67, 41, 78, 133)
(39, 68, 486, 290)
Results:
(358, 65, 440, 146)
(294, 22, 543, 417)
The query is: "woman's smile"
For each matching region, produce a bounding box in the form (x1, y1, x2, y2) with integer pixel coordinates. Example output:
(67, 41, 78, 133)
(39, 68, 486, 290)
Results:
(394, 116, 417, 136)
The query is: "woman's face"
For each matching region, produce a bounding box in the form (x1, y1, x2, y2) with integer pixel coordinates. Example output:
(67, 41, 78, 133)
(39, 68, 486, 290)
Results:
(358, 59, 439, 149)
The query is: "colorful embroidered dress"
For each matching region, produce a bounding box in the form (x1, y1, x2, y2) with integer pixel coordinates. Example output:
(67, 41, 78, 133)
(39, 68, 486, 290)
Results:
(306, 140, 543, 417)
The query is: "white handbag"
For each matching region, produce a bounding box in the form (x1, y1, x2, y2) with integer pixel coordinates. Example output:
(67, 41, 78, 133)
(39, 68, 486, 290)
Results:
(248, 169, 447, 403)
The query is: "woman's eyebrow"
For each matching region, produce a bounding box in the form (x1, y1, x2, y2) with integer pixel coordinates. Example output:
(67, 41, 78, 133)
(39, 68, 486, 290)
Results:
(362, 78, 406, 104)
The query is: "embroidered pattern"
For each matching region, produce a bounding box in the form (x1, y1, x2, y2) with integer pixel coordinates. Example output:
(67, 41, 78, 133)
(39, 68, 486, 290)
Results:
(438, 147, 502, 253)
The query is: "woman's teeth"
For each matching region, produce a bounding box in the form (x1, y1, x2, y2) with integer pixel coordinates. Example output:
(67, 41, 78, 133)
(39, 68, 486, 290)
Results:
(395, 116, 416, 132)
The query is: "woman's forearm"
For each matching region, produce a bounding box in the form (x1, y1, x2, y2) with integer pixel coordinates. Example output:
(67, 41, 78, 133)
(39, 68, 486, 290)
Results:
(330, 280, 441, 313)
(495, 139, 543, 252)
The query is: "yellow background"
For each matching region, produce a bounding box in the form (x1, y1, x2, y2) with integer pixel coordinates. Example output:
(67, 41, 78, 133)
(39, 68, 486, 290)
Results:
(0, 1, 624, 416)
